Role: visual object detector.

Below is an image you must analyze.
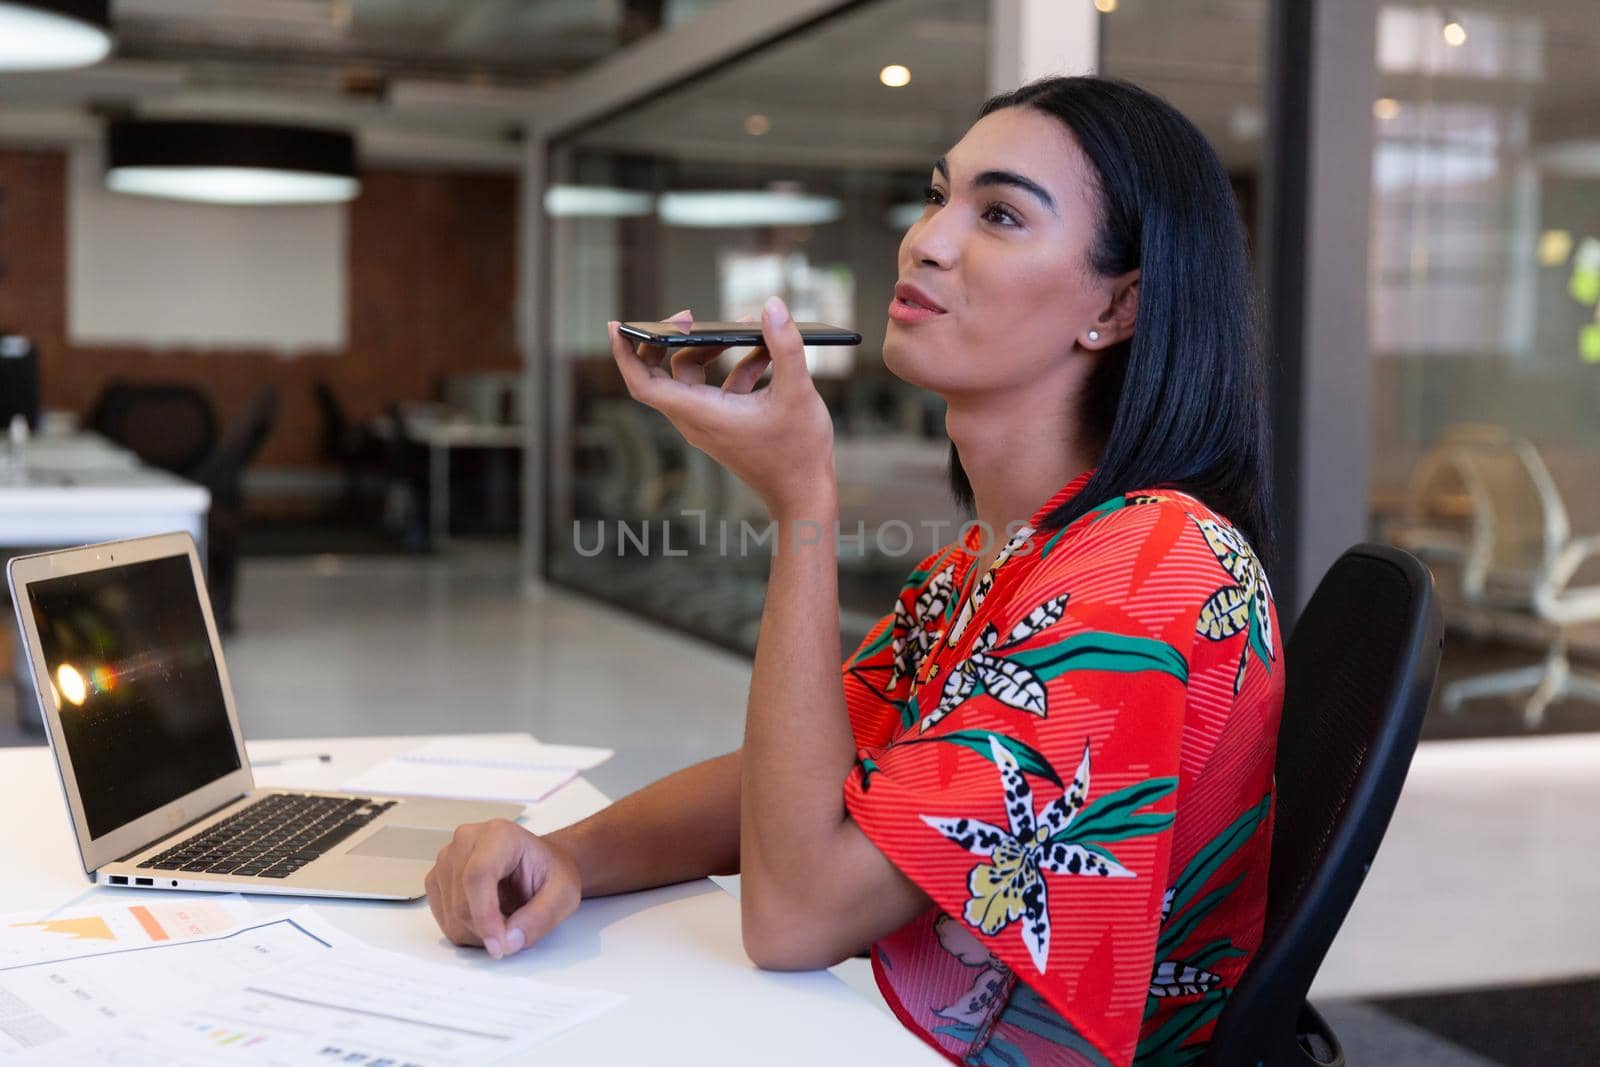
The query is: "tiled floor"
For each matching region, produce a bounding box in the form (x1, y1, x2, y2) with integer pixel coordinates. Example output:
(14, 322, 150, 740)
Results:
(216, 545, 754, 801)
(5, 543, 1598, 1063)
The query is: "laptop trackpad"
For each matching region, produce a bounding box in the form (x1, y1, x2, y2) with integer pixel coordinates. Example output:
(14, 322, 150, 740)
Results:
(347, 826, 453, 862)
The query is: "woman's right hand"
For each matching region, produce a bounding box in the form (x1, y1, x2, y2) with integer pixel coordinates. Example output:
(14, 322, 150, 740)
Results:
(424, 818, 582, 959)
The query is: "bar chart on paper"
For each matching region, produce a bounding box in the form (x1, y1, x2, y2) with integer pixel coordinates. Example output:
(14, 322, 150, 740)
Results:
(0, 909, 323, 1057)
(0, 897, 253, 969)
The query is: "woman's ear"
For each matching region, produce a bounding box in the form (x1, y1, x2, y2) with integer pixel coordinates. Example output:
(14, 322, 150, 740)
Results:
(1080, 269, 1140, 350)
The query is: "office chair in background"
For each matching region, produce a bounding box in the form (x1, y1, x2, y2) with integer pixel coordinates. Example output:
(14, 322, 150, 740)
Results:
(91, 381, 279, 632)
(312, 382, 390, 522)
(1397, 429, 1600, 727)
(194, 387, 279, 633)
(1205, 544, 1444, 1067)
(90, 381, 218, 478)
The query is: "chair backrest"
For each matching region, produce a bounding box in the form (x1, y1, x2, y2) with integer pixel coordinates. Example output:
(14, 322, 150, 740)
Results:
(1401, 426, 1494, 531)
(90, 381, 218, 477)
(194, 388, 279, 505)
(1206, 544, 1443, 1066)
(311, 382, 349, 460)
(1453, 437, 1568, 581)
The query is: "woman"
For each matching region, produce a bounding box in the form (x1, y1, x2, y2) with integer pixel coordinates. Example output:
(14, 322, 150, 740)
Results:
(426, 76, 1281, 1067)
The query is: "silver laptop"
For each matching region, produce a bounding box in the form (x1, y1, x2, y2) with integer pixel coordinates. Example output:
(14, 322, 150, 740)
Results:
(7, 532, 521, 900)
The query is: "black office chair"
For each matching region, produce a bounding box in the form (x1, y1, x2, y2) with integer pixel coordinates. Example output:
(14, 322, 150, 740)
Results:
(311, 382, 389, 521)
(1205, 544, 1444, 1067)
(89, 381, 218, 478)
(195, 388, 279, 633)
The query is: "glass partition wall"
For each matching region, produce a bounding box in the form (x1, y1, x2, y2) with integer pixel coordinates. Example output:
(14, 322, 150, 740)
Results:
(1368, 2, 1600, 735)
(1369, 1, 1600, 500)
(542, 0, 987, 653)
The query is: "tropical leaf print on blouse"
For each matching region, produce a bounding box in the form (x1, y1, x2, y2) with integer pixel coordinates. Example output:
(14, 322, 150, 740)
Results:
(889, 561, 957, 690)
(1134, 795, 1272, 1065)
(932, 913, 1013, 1026)
(929, 929, 1114, 1067)
(1035, 491, 1172, 559)
(921, 736, 1177, 975)
(946, 525, 1037, 649)
(894, 729, 1064, 788)
(934, 984, 1116, 1067)
(920, 600, 1189, 734)
(1193, 517, 1275, 694)
(922, 597, 1062, 730)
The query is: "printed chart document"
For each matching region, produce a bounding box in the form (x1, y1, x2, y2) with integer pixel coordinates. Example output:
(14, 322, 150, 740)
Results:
(0, 895, 256, 971)
(341, 736, 614, 805)
(0, 904, 326, 1055)
(2, 906, 623, 1066)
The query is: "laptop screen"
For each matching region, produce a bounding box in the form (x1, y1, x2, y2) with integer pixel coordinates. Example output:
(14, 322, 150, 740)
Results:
(26, 554, 242, 840)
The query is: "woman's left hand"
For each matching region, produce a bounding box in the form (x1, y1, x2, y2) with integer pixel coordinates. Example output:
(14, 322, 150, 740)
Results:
(608, 297, 835, 518)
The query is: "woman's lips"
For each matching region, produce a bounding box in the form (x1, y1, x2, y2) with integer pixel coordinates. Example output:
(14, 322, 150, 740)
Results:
(888, 297, 946, 324)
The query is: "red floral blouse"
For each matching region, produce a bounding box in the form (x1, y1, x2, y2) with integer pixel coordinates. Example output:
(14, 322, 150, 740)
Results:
(841, 471, 1282, 1067)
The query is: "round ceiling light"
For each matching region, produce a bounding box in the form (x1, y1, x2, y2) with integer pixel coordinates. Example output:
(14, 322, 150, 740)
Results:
(106, 120, 360, 206)
(0, 0, 113, 70)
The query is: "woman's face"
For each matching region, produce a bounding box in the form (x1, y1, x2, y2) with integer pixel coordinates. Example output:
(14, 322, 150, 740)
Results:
(883, 106, 1113, 398)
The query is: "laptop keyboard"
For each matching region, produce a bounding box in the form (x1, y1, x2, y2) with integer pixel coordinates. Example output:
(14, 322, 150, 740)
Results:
(137, 793, 397, 879)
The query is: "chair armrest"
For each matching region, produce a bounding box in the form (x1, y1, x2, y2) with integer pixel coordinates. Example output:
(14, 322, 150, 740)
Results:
(1297, 1001, 1345, 1066)
(1551, 534, 1600, 592)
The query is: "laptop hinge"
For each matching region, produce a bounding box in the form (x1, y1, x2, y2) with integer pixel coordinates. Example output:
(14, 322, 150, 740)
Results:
(111, 792, 251, 866)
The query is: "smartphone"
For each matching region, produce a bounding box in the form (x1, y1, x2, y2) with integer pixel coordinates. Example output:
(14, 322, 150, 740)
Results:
(618, 321, 862, 347)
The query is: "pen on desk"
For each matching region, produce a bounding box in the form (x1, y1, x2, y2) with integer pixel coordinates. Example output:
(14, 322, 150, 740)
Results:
(252, 753, 333, 768)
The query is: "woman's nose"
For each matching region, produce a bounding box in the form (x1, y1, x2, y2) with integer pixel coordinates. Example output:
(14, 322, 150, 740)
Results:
(902, 211, 960, 271)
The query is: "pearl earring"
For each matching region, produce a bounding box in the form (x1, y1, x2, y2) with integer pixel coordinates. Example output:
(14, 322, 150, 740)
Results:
(1087, 329, 1101, 343)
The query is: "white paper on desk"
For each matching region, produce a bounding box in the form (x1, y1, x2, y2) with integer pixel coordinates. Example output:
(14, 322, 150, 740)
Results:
(0, 905, 346, 1056)
(10, 907, 625, 1067)
(341, 737, 613, 805)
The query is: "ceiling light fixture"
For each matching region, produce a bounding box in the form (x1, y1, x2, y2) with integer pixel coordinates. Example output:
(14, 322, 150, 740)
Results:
(543, 184, 654, 219)
(658, 190, 842, 228)
(0, 0, 112, 70)
(1093, 0, 1118, 13)
(1442, 14, 1467, 47)
(879, 64, 911, 88)
(105, 120, 360, 205)
(1373, 97, 1401, 120)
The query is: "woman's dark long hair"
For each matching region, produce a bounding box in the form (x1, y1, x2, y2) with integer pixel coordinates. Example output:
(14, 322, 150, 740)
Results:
(949, 76, 1274, 565)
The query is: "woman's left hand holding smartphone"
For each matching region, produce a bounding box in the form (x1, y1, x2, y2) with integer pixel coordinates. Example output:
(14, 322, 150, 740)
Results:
(608, 298, 836, 520)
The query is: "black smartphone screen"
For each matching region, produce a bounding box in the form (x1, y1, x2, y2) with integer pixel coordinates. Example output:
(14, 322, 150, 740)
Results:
(618, 321, 861, 346)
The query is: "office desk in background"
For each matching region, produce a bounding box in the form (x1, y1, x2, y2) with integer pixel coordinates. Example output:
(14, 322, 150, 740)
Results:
(376, 407, 526, 546)
(417, 421, 525, 546)
(0, 431, 210, 548)
(0, 733, 942, 1066)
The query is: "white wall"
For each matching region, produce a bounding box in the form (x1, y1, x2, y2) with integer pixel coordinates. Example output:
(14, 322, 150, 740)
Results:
(67, 143, 347, 353)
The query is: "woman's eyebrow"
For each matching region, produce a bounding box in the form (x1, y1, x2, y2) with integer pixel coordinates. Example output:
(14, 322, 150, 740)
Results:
(932, 155, 1057, 215)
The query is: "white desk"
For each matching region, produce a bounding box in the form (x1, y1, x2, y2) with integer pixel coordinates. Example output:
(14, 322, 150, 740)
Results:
(0, 733, 942, 1065)
(0, 432, 210, 547)
(416, 422, 525, 546)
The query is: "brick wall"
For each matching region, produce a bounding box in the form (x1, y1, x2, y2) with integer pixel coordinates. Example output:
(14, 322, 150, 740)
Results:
(0, 148, 521, 470)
